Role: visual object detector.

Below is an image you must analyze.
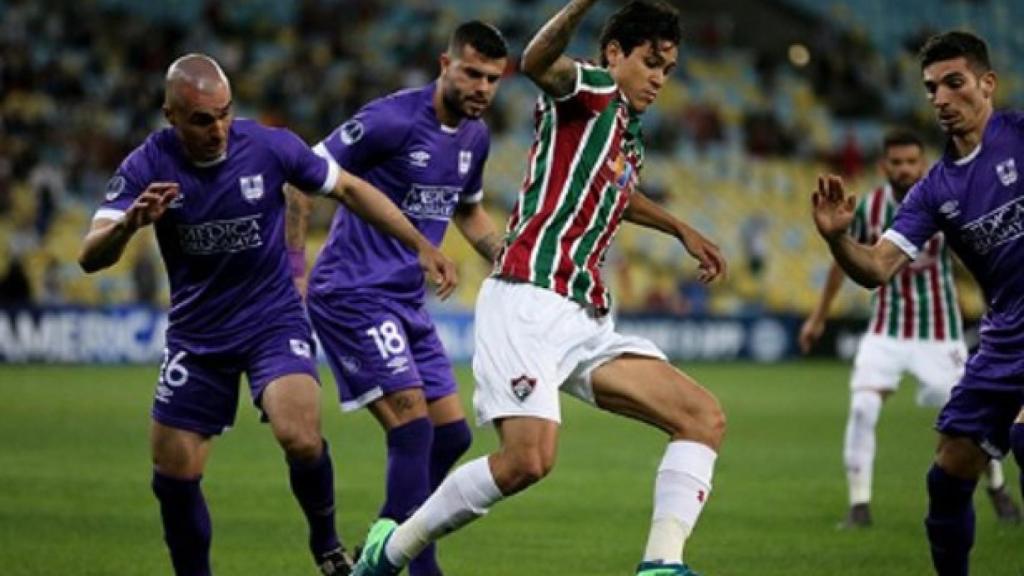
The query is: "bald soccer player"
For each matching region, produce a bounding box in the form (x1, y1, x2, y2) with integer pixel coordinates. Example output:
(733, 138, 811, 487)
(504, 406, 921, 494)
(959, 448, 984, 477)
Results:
(79, 54, 457, 576)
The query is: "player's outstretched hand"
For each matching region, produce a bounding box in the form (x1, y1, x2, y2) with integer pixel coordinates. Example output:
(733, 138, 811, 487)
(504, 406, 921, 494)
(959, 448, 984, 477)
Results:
(798, 315, 825, 354)
(125, 182, 179, 232)
(419, 245, 459, 300)
(679, 224, 727, 283)
(812, 175, 856, 241)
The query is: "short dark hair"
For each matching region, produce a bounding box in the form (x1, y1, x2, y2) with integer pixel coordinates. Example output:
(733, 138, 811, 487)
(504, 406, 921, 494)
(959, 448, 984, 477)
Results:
(919, 31, 991, 72)
(882, 129, 923, 152)
(599, 0, 682, 67)
(449, 20, 509, 60)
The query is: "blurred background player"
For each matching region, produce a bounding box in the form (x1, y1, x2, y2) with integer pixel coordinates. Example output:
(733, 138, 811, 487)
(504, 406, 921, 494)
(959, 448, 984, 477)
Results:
(811, 31, 1024, 576)
(78, 53, 456, 576)
(353, 2, 727, 576)
(800, 129, 1020, 528)
(289, 20, 508, 576)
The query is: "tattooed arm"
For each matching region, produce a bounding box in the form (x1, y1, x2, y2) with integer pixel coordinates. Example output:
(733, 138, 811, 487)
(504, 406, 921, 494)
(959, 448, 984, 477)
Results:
(453, 202, 503, 263)
(284, 183, 311, 296)
(519, 0, 599, 98)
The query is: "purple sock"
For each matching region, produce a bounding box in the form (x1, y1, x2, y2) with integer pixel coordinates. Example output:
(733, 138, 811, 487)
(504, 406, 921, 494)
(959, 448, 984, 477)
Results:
(925, 464, 977, 576)
(288, 439, 340, 558)
(408, 419, 472, 576)
(428, 420, 472, 489)
(379, 417, 433, 522)
(152, 471, 212, 576)
(1012, 423, 1024, 503)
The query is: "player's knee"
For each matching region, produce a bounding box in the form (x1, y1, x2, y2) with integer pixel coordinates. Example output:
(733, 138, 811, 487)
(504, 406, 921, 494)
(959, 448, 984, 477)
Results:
(277, 426, 323, 462)
(668, 394, 726, 448)
(497, 448, 555, 493)
(935, 435, 988, 479)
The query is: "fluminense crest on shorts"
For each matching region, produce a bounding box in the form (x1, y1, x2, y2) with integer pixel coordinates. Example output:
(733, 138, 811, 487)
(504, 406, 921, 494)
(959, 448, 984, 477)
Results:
(510, 374, 537, 401)
(996, 158, 1018, 187)
(239, 174, 264, 203)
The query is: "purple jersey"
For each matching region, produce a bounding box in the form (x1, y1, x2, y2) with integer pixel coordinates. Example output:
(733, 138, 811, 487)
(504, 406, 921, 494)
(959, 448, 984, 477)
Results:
(94, 119, 338, 347)
(885, 110, 1024, 358)
(308, 83, 490, 304)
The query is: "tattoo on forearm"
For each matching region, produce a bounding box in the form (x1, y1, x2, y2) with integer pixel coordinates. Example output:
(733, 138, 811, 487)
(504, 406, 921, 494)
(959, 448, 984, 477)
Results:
(473, 233, 504, 263)
(284, 190, 308, 249)
(525, 0, 596, 71)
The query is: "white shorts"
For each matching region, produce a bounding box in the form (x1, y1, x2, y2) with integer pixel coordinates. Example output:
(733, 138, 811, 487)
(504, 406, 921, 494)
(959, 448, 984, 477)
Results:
(472, 278, 666, 425)
(850, 334, 968, 407)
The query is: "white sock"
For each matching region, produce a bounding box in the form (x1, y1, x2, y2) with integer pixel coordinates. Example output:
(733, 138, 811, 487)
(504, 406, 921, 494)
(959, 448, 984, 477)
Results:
(986, 459, 1005, 491)
(844, 391, 882, 505)
(385, 456, 503, 566)
(642, 441, 717, 564)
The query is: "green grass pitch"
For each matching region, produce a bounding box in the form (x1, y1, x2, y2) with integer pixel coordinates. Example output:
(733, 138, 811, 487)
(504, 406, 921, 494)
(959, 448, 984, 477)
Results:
(1, 362, 1020, 575)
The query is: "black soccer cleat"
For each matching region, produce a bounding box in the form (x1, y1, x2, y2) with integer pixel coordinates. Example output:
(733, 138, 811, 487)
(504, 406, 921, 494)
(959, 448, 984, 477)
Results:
(317, 546, 355, 576)
(837, 502, 872, 529)
(987, 486, 1023, 525)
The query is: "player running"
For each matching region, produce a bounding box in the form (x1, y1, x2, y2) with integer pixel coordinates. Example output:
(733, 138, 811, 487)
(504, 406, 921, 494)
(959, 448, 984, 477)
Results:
(78, 54, 455, 576)
(291, 21, 508, 576)
(800, 130, 1020, 528)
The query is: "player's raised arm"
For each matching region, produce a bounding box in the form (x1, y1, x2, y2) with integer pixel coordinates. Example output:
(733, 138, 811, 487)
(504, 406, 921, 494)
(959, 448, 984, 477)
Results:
(327, 171, 458, 299)
(78, 182, 179, 273)
(812, 175, 909, 288)
(520, 0, 599, 97)
(624, 190, 727, 283)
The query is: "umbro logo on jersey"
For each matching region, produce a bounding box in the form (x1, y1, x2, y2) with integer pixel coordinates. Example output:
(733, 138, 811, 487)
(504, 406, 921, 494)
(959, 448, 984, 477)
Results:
(939, 200, 960, 219)
(105, 176, 125, 201)
(996, 158, 1018, 186)
(409, 150, 431, 168)
(239, 174, 264, 203)
(510, 374, 537, 401)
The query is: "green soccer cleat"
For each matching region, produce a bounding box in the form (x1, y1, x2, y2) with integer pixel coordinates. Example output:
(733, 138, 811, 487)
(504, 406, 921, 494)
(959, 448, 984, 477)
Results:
(635, 560, 701, 575)
(352, 519, 401, 576)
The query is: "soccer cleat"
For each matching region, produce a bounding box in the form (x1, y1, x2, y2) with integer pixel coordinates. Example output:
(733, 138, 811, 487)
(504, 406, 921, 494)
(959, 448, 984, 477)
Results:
(317, 545, 355, 576)
(986, 486, 1023, 524)
(635, 560, 701, 575)
(836, 502, 872, 529)
(352, 519, 401, 576)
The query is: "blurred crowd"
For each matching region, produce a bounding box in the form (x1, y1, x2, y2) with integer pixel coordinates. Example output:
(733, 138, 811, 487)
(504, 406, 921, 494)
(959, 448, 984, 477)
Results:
(2, 0, 1017, 317)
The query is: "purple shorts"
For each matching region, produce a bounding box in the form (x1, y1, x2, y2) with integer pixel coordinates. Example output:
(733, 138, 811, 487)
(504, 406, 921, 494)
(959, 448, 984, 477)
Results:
(307, 292, 457, 411)
(935, 351, 1024, 457)
(151, 320, 319, 436)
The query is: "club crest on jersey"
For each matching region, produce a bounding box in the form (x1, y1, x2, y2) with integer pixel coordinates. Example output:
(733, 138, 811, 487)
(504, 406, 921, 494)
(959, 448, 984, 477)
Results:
(239, 174, 264, 203)
(510, 374, 537, 402)
(408, 150, 431, 168)
(996, 158, 1018, 186)
(607, 154, 634, 190)
(459, 150, 472, 176)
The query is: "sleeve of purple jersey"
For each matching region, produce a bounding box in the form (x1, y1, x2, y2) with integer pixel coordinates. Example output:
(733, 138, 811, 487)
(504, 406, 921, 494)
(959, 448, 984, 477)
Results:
(315, 102, 407, 175)
(460, 134, 490, 205)
(93, 143, 153, 222)
(274, 127, 339, 195)
(882, 180, 939, 261)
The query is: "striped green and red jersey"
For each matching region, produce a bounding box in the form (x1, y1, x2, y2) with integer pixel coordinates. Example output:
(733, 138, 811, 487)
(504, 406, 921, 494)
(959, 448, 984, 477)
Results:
(849, 185, 963, 341)
(496, 62, 641, 311)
